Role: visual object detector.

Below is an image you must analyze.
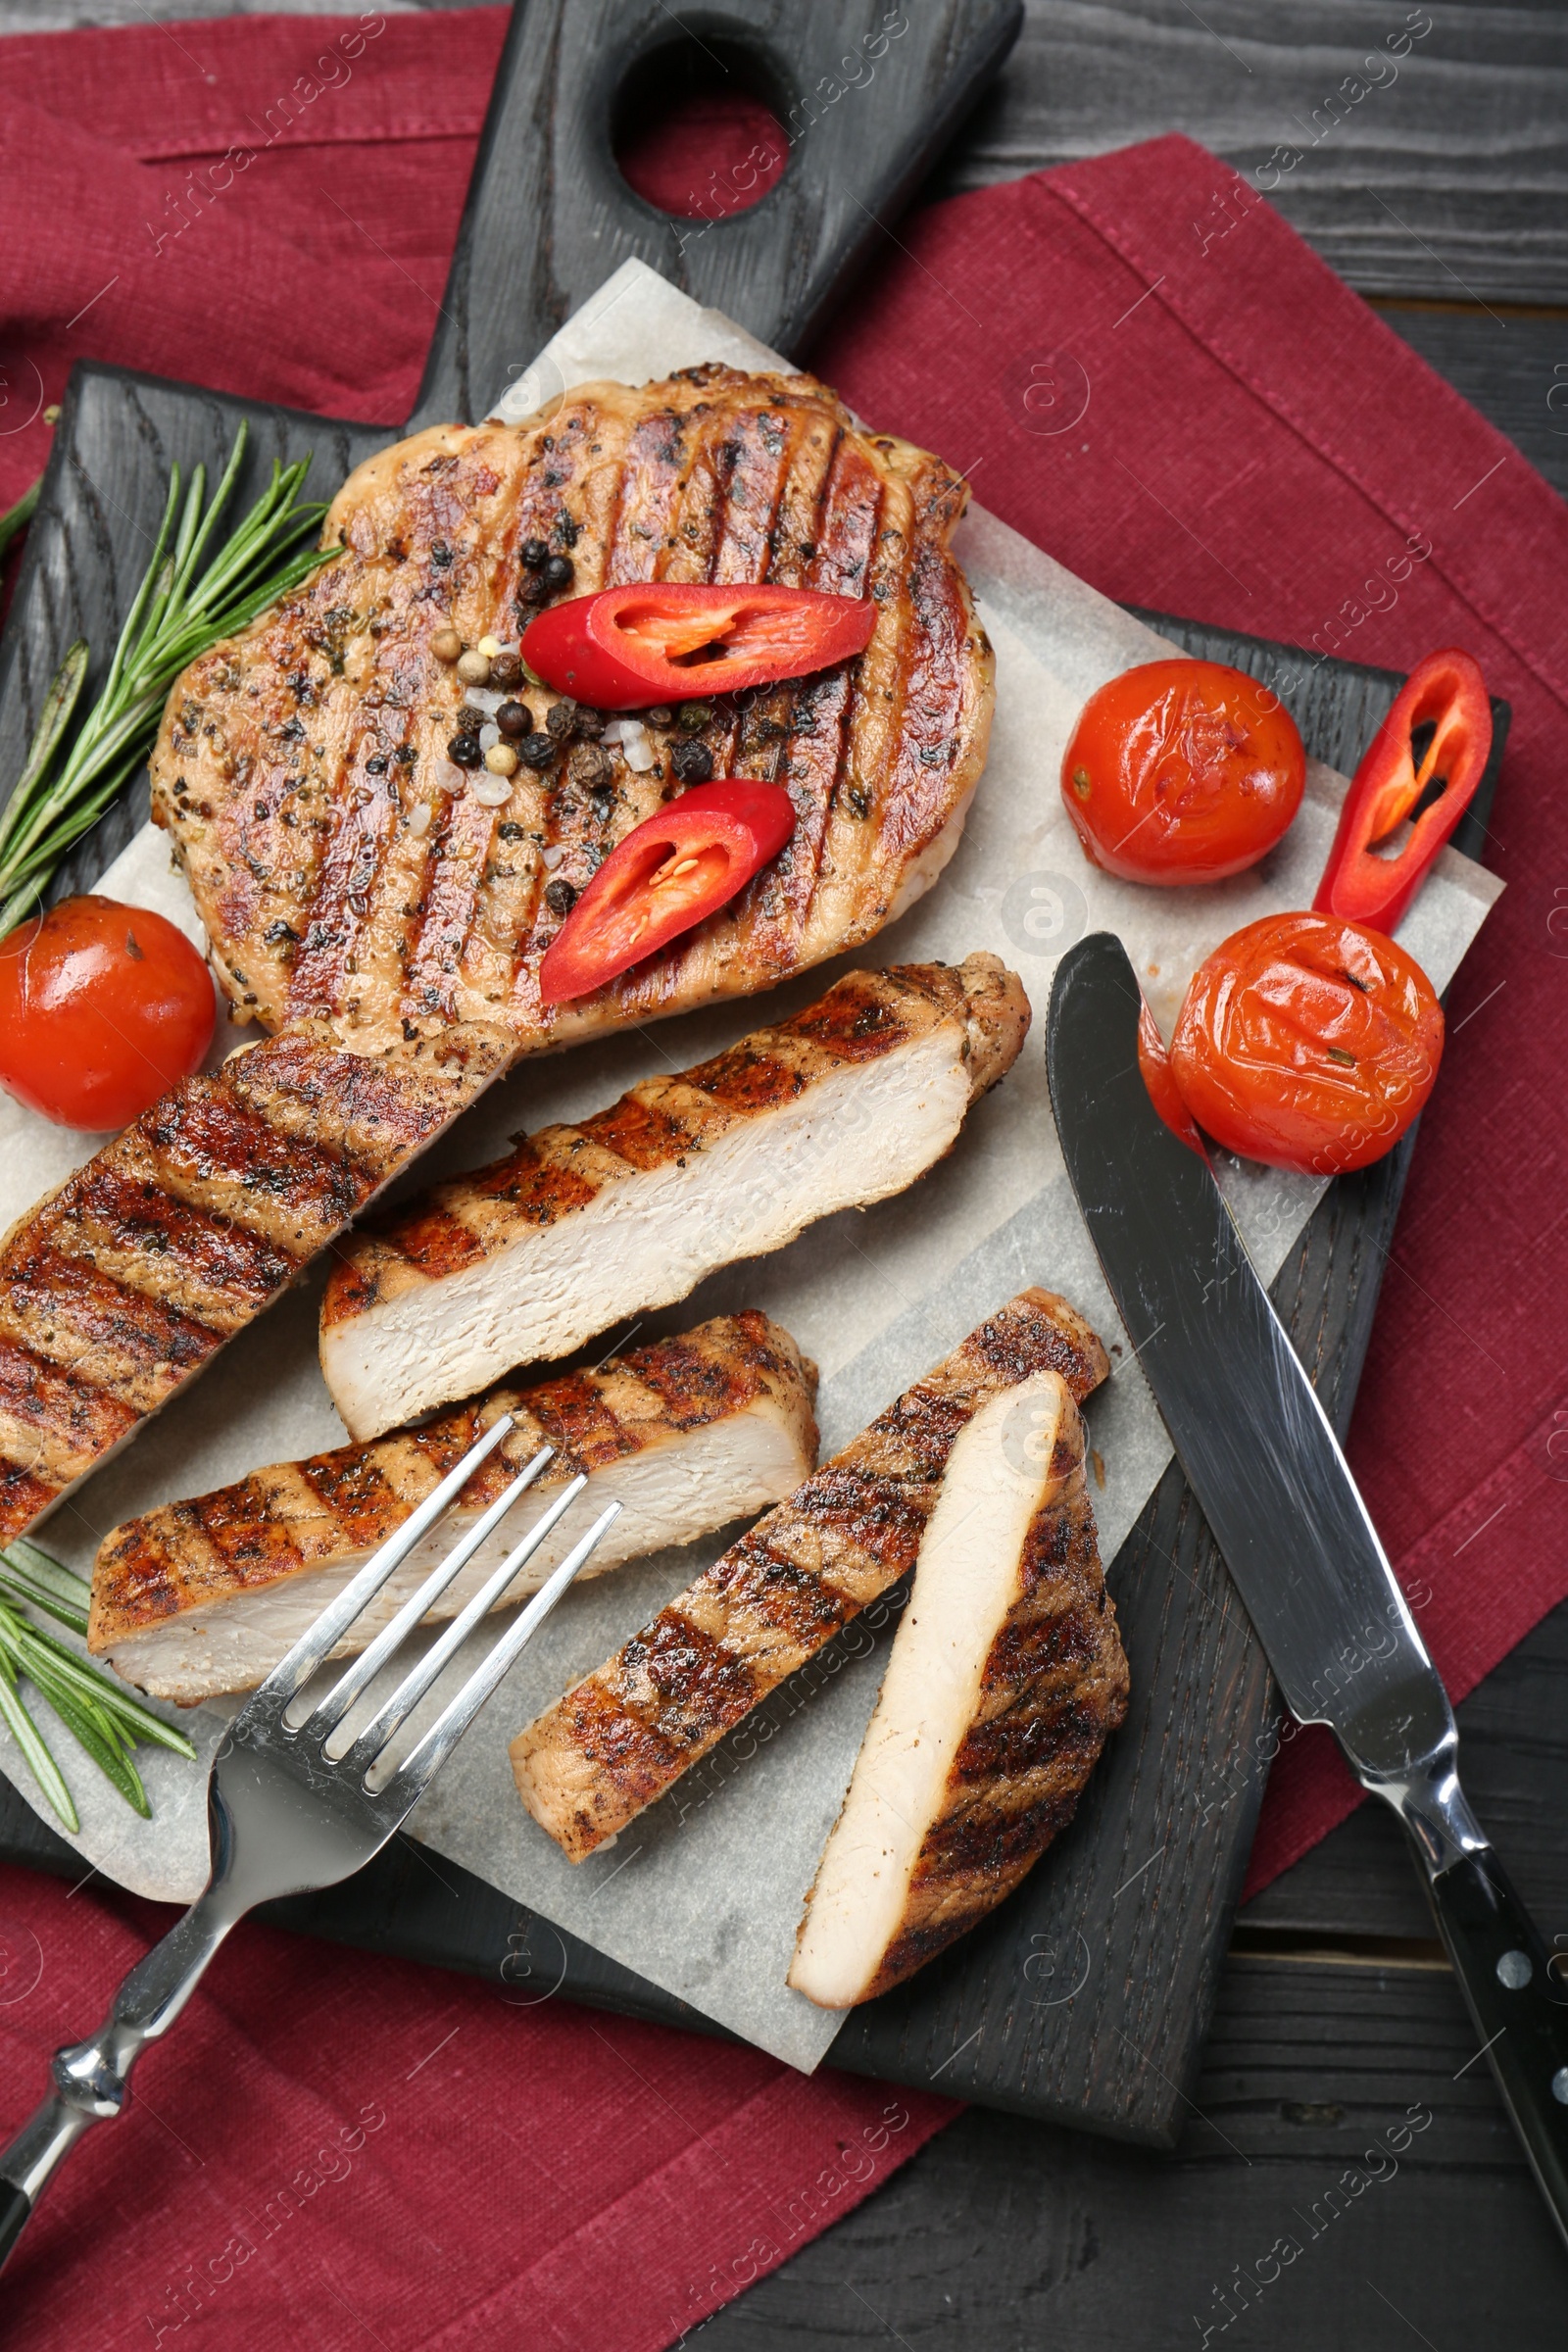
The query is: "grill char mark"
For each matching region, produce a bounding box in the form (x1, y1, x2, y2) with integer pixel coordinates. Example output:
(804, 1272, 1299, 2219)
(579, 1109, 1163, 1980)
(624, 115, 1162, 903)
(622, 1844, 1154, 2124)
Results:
(512, 1291, 1111, 1862)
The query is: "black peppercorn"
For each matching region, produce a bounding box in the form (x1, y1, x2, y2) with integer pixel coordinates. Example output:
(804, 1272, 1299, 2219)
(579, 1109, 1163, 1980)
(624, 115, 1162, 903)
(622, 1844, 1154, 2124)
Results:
(515, 576, 548, 608)
(395, 744, 417, 765)
(520, 538, 548, 568)
(669, 739, 713, 783)
(496, 700, 531, 739)
(544, 878, 578, 916)
(570, 744, 613, 792)
(546, 699, 578, 742)
(644, 705, 673, 727)
(518, 732, 557, 770)
(573, 706, 606, 740)
(543, 553, 574, 592)
(489, 651, 523, 690)
(448, 733, 483, 768)
(365, 755, 388, 774)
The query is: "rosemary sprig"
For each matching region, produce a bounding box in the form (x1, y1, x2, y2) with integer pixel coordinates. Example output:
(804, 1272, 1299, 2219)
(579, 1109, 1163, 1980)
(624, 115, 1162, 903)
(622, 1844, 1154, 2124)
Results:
(0, 1543, 197, 1832)
(0, 474, 40, 567)
(0, 422, 336, 940)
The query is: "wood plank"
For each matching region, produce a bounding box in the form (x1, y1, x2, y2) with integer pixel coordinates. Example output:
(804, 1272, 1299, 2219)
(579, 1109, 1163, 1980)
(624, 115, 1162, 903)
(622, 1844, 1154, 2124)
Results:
(1375, 306, 1568, 499)
(926, 0, 1568, 309)
(691, 1958, 1568, 2346)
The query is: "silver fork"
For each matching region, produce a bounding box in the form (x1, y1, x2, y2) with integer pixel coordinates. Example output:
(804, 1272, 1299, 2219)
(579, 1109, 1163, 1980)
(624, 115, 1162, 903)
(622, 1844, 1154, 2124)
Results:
(0, 1416, 614, 2270)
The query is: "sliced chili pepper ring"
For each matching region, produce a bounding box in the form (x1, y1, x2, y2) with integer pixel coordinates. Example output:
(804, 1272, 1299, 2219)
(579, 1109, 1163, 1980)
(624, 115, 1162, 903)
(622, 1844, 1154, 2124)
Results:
(538, 781, 797, 1005)
(1313, 646, 1492, 933)
(521, 583, 876, 710)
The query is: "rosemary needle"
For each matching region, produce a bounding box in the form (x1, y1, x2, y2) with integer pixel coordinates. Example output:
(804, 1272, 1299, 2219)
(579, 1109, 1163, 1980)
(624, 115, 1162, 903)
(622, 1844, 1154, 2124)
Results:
(0, 1543, 197, 1832)
(0, 421, 337, 941)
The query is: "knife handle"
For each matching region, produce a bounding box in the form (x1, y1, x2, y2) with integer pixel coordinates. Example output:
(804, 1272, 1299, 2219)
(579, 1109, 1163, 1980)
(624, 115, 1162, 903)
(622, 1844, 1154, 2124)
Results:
(1421, 1842, 1568, 2241)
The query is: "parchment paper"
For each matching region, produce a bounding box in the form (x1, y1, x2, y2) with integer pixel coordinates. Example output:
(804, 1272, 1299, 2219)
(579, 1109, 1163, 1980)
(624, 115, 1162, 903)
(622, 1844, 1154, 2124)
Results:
(0, 264, 1501, 2070)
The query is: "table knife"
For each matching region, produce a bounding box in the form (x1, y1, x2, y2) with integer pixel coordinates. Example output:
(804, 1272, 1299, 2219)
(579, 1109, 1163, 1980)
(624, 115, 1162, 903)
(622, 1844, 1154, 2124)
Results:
(1047, 930, 1568, 2247)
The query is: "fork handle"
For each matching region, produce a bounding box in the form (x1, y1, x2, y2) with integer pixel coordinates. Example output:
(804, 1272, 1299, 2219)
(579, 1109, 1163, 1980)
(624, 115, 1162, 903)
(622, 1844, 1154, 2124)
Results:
(0, 1890, 238, 2272)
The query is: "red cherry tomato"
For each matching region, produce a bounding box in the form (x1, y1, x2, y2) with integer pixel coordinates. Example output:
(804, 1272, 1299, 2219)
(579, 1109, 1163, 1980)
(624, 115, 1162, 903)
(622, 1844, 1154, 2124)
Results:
(1137, 1001, 1204, 1155)
(0, 895, 217, 1132)
(1062, 659, 1305, 885)
(539, 782, 797, 1005)
(521, 583, 875, 710)
(1168, 911, 1444, 1176)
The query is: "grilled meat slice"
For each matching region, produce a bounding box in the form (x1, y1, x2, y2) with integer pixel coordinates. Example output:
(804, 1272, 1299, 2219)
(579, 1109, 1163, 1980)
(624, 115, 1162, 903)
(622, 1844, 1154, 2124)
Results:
(511, 1290, 1109, 1863)
(90, 1311, 816, 1704)
(150, 367, 993, 1055)
(320, 953, 1031, 1442)
(0, 1022, 511, 1546)
(788, 1370, 1127, 2008)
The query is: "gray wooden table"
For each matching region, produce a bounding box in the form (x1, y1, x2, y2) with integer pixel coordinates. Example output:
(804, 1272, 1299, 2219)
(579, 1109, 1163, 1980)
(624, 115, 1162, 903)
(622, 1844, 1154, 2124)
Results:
(5, 2, 1566, 2340)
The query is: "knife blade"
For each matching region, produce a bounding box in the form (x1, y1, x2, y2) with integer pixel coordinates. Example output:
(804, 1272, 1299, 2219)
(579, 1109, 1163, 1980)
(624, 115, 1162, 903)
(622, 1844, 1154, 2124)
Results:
(1047, 929, 1568, 2246)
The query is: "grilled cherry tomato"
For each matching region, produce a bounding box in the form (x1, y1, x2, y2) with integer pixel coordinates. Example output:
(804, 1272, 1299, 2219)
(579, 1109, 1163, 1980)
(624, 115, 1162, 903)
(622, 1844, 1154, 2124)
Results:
(539, 782, 797, 1005)
(1137, 1001, 1204, 1154)
(1168, 911, 1443, 1175)
(1314, 647, 1492, 934)
(1062, 659, 1305, 885)
(521, 583, 875, 710)
(0, 894, 216, 1132)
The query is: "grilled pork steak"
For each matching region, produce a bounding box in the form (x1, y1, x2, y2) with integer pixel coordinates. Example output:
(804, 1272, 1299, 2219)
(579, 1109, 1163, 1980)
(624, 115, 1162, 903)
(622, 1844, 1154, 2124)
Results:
(511, 1290, 1109, 1863)
(90, 1311, 816, 1704)
(788, 1370, 1127, 2008)
(150, 367, 993, 1054)
(0, 1022, 511, 1547)
(0, 368, 989, 1546)
(321, 954, 1030, 1442)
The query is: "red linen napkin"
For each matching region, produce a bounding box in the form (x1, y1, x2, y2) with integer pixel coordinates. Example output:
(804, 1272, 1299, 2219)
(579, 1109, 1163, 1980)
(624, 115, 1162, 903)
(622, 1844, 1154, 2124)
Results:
(2, 10, 1566, 2342)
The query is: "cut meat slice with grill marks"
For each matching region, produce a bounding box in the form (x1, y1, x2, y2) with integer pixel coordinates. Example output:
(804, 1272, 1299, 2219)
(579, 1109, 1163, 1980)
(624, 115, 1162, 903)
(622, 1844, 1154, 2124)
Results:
(0, 1021, 512, 1546)
(510, 1290, 1110, 1864)
(320, 953, 1031, 1442)
(788, 1370, 1128, 2008)
(89, 1311, 816, 1705)
(150, 366, 993, 1055)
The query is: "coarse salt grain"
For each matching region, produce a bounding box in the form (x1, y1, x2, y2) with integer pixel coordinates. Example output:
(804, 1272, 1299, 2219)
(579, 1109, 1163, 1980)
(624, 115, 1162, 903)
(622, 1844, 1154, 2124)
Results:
(479, 722, 501, 752)
(543, 844, 565, 869)
(471, 774, 514, 806)
(466, 686, 505, 715)
(409, 803, 432, 836)
(622, 735, 657, 773)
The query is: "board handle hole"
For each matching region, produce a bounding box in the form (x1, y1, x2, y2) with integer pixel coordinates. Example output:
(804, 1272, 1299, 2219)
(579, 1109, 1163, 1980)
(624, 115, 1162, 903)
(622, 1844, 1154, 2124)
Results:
(613, 30, 789, 220)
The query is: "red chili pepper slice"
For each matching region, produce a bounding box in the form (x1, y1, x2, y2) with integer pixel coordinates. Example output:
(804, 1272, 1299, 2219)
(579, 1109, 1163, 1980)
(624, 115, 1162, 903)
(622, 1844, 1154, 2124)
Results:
(520, 584, 876, 710)
(1137, 1000, 1205, 1156)
(538, 781, 797, 1005)
(1313, 647, 1492, 934)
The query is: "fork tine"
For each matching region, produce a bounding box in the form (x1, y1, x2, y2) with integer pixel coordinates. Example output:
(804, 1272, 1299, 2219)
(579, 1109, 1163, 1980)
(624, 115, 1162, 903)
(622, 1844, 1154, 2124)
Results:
(248, 1414, 514, 1715)
(303, 1444, 556, 1739)
(332, 1473, 591, 1773)
(382, 1500, 622, 1802)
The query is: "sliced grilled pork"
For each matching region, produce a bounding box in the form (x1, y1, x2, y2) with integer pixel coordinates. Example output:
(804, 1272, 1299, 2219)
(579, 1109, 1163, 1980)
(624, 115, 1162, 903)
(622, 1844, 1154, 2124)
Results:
(511, 1290, 1109, 1863)
(320, 955, 1030, 1442)
(788, 1371, 1127, 2008)
(89, 1312, 815, 1704)
(0, 1020, 511, 1548)
(150, 367, 993, 1055)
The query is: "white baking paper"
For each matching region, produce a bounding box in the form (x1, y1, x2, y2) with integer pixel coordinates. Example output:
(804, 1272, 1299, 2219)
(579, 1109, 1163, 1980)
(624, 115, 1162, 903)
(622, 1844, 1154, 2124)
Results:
(0, 264, 1501, 2071)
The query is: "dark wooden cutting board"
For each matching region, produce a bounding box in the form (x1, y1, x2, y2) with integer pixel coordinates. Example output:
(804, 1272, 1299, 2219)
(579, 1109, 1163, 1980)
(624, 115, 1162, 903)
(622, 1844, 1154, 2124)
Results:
(0, 0, 1506, 2148)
